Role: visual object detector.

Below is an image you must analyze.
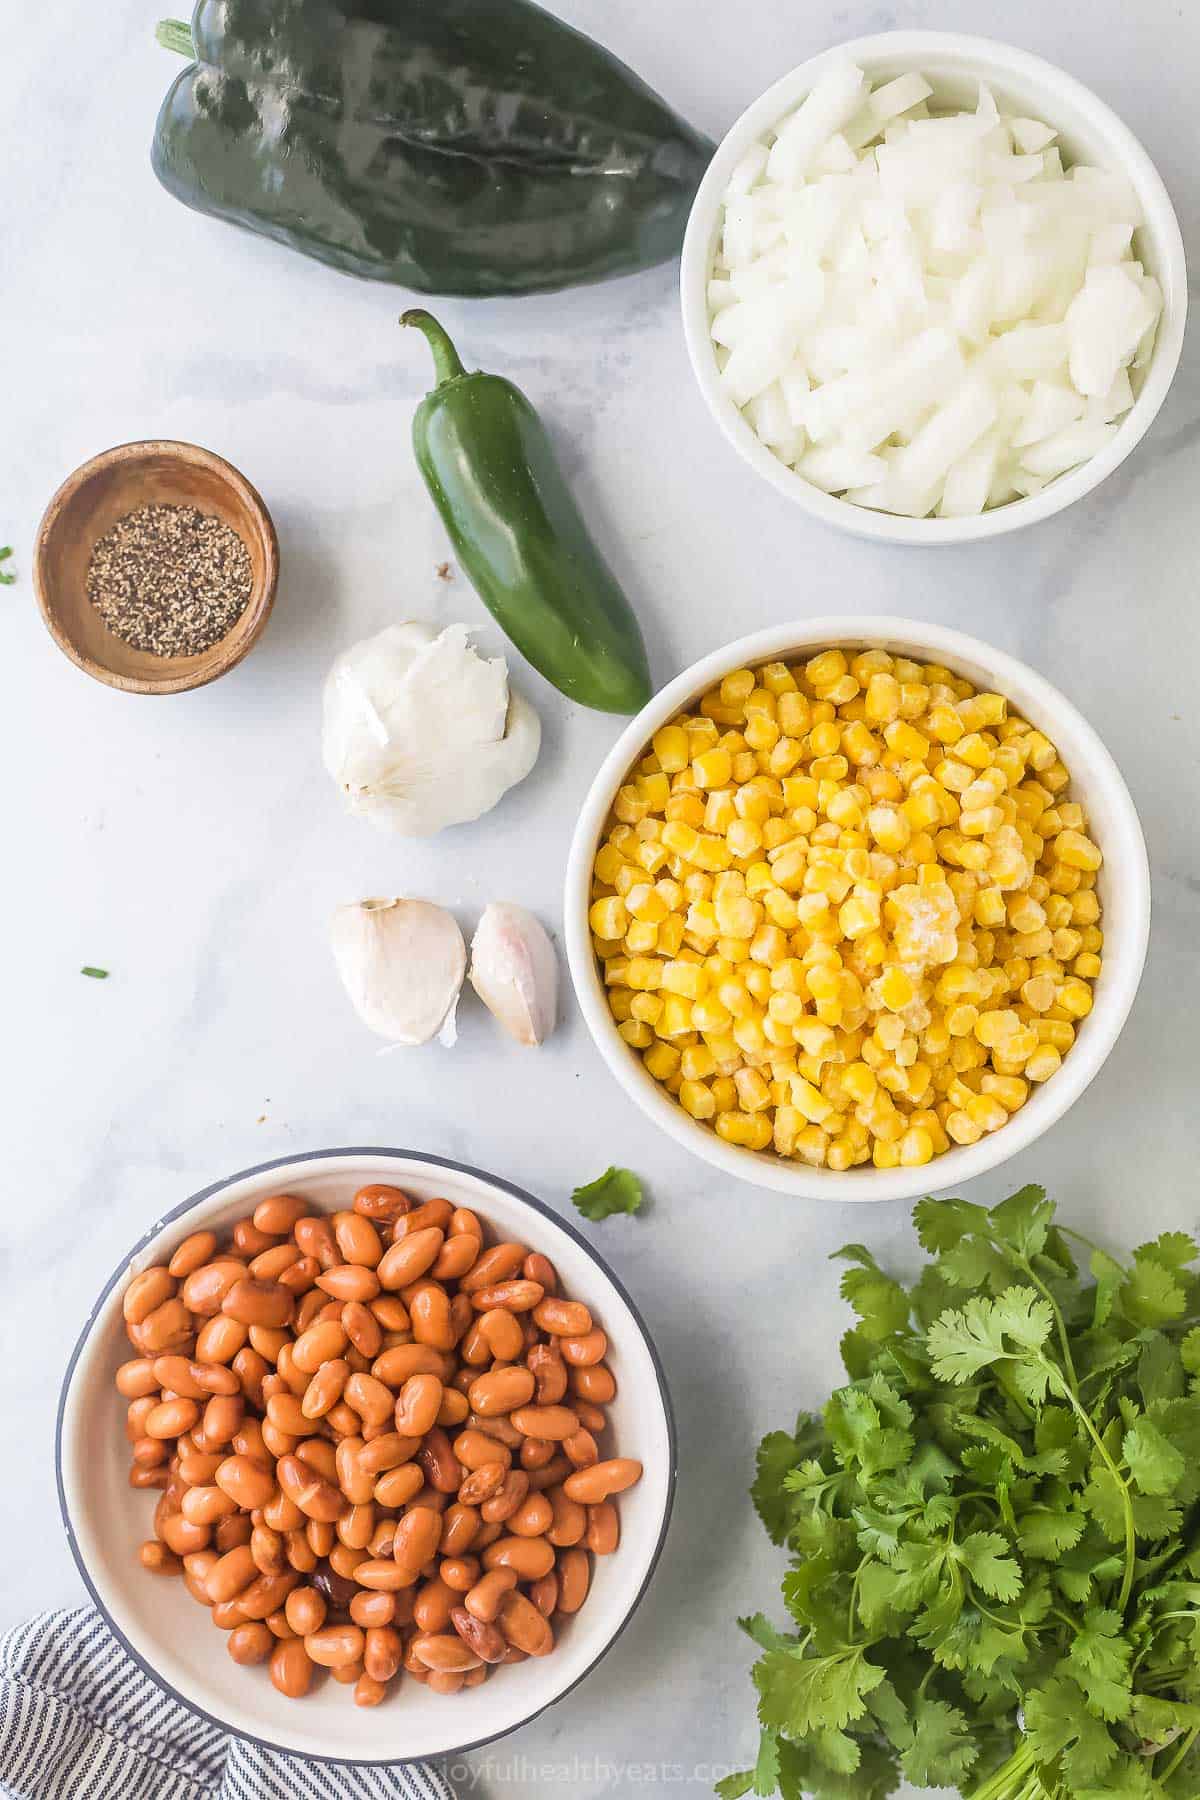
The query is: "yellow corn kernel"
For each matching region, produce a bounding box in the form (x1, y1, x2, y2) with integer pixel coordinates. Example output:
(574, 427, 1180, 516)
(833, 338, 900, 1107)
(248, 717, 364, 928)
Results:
(1025, 1044, 1062, 1082)
(715, 1111, 773, 1150)
(617, 1019, 653, 1048)
(651, 724, 690, 773)
(839, 892, 881, 939)
(658, 914, 686, 957)
(644, 1041, 681, 1083)
(726, 818, 763, 860)
(1051, 927, 1083, 962)
(956, 733, 996, 772)
(975, 1008, 1020, 1047)
(926, 702, 965, 745)
(878, 966, 915, 1011)
(678, 1078, 716, 1120)
(981, 1072, 1029, 1111)
(973, 886, 1007, 928)
(732, 1016, 769, 1059)
(1057, 979, 1094, 1019)
(624, 920, 658, 954)
(662, 820, 702, 862)
(714, 893, 761, 939)
(594, 845, 627, 887)
(946, 1109, 983, 1145)
(608, 987, 634, 1021)
(660, 960, 708, 1000)
(626, 883, 669, 924)
(680, 1043, 716, 1082)
(1074, 952, 1102, 980)
(636, 771, 670, 812)
(630, 993, 665, 1026)
(691, 834, 733, 873)
(1071, 889, 1101, 925)
(633, 839, 669, 876)
(692, 748, 732, 790)
(626, 957, 663, 991)
(1054, 829, 1103, 871)
(899, 1127, 934, 1167)
(734, 1067, 772, 1113)
(710, 1075, 738, 1112)
(966, 1093, 1008, 1132)
(590, 896, 629, 940)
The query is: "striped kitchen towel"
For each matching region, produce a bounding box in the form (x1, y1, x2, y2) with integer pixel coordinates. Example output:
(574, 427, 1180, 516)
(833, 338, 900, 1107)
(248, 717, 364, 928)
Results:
(0, 1610, 456, 1800)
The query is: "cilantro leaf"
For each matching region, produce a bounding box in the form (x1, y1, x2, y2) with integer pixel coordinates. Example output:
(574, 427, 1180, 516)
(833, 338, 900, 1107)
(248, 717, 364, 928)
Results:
(1025, 1675, 1118, 1783)
(927, 1287, 1052, 1383)
(0, 546, 14, 586)
(751, 1430, 802, 1545)
(1119, 1257, 1186, 1328)
(1123, 1416, 1186, 1496)
(913, 1195, 989, 1253)
(958, 1531, 1023, 1602)
(1065, 1608, 1133, 1720)
(715, 1775, 754, 1799)
(753, 1648, 884, 1738)
(831, 1245, 910, 1341)
(989, 1184, 1054, 1259)
(898, 1696, 979, 1788)
(570, 1165, 642, 1221)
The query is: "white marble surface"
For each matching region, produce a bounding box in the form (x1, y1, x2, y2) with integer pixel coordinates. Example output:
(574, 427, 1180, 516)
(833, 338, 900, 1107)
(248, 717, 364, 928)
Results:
(3, 0, 1198, 1795)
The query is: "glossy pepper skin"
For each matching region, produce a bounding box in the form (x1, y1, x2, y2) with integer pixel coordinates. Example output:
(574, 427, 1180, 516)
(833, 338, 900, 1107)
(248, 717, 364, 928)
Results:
(405, 312, 652, 715)
(152, 0, 714, 296)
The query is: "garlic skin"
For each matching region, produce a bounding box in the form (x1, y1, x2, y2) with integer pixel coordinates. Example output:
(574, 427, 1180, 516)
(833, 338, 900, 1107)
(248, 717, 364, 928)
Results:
(323, 622, 540, 836)
(331, 898, 466, 1046)
(469, 903, 558, 1046)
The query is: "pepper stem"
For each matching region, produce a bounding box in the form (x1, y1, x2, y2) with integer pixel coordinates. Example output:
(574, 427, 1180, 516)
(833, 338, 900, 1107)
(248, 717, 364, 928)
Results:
(156, 18, 196, 56)
(401, 310, 467, 385)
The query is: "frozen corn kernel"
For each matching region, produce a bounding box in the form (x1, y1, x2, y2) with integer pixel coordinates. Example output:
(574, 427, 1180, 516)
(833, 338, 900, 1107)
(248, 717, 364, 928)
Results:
(591, 651, 1100, 1169)
(589, 896, 629, 941)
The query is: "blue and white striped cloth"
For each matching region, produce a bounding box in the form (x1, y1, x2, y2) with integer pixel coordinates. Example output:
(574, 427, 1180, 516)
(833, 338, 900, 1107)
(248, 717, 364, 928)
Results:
(0, 1611, 456, 1800)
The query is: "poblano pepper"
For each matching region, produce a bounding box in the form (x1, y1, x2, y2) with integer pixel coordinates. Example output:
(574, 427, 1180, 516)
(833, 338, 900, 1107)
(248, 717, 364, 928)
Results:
(404, 310, 652, 714)
(152, 1, 713, 296)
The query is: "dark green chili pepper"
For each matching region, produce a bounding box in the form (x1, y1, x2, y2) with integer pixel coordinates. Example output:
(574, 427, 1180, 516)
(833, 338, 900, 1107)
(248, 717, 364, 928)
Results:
(404, 311, 652, 716)
(152, 0, 713, 297)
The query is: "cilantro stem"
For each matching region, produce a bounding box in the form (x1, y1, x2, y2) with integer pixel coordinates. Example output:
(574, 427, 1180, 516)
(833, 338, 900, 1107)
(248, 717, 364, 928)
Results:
(1017, 1257, 1079, 1394)
(1052, 1371, 1137, 1613)
(1056, 1224, 1126, 1266)
(1160, 1724, 1198, 1783)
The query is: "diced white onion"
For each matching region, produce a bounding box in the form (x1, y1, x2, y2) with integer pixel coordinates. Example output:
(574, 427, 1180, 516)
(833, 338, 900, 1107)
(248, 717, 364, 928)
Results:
(710, 64, 1160, 515)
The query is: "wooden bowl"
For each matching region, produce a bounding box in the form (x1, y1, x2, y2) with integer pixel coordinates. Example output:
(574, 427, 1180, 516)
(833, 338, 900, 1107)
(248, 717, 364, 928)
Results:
(34, 440, 279, 694)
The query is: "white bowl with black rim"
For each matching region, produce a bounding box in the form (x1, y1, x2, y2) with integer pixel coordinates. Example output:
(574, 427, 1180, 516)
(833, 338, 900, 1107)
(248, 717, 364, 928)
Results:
(57, 1148, 676, 1764)
(564, 617, 1151, 1202)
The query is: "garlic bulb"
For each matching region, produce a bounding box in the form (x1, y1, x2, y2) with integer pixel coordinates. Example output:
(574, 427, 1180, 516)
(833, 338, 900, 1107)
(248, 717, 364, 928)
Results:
(331, 898, 466, 1046)
(322, 621, 540, 836)
(469, 903, 558, 1046)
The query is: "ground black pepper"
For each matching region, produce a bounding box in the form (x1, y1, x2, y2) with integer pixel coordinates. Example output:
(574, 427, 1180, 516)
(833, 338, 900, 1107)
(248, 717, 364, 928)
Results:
(86, 503, 252, 657)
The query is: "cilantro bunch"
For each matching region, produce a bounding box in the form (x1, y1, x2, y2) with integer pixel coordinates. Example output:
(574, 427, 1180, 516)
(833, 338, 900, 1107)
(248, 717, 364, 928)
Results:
(721, 1187, 1200, 1800)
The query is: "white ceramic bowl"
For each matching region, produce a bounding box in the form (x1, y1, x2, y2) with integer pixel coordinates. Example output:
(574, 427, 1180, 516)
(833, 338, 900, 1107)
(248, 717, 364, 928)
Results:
(680, 31, 1188, 545)
(565, 618, 1150, 1201)
(57, 1148, 675, 1763)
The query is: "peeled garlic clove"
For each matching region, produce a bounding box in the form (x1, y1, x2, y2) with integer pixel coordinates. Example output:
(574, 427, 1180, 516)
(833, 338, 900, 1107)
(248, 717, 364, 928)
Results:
(469, 903, 558, 1046)
(331, 898, 465, 1046)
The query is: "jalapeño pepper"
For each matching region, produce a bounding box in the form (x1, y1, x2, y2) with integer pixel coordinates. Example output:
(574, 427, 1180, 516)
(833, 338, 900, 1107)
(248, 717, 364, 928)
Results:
(404, 311, 652, 716)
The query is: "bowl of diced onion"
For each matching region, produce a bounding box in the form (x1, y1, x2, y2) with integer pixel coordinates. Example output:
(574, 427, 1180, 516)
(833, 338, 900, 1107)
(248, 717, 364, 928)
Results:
(680, 32, 1187, 542)
(564, 618, 1151, 1201)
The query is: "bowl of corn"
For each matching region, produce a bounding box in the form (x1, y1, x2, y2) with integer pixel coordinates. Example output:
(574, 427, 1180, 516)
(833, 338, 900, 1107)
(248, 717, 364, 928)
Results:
(564, 617, 1150, 1200)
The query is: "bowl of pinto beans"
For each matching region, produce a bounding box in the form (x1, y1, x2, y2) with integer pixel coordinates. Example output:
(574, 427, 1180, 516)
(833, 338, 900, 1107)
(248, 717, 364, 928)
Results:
(57, 1148, 676, 1763)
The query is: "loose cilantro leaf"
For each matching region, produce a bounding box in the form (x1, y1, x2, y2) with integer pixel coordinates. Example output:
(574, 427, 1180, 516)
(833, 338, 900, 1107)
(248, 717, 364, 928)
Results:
(569, 1165, 642, 1221)
(727, 1188, 1200, 1800)
(0, 546, 14, 586)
